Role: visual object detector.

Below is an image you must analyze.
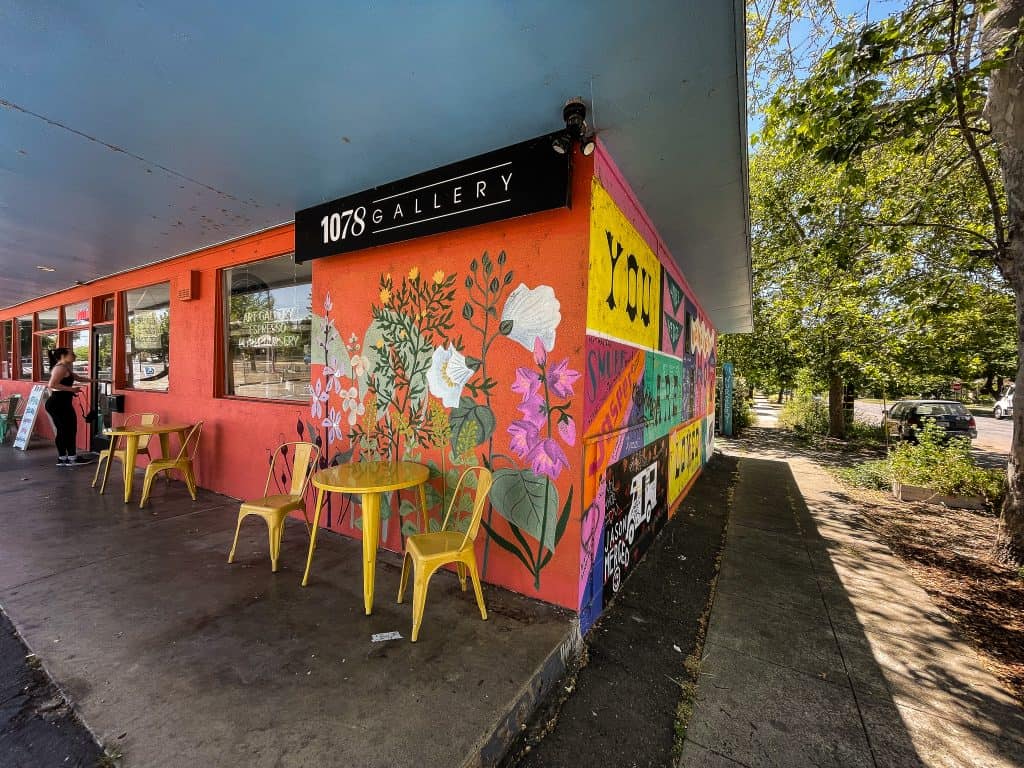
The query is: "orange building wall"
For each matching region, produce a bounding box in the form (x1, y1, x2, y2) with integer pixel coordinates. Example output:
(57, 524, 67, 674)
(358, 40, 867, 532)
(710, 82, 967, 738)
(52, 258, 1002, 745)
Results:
(0, 157, 593, 610)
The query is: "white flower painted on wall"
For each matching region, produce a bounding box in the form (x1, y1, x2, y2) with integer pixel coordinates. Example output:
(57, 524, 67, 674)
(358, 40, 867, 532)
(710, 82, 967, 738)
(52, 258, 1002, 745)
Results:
(499, 283, 561, 353)
(426, 343, 474, 408)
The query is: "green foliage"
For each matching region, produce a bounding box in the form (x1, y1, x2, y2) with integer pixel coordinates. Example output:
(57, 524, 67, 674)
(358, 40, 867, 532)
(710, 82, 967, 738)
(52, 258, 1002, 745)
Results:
(834, 459, 892, 491)
(778, 389, 829, 435)
(731, 390, 755, 433)
(890, 422, 1006, 501)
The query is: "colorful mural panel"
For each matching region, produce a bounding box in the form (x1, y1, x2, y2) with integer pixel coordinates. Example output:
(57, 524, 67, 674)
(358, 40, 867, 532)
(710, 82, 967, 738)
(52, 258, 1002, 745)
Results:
(309, 217, 588, 609)
(643, 351, 683, 444)
(587, 180, 662, 350)
(579, 180, 719, 634)
(668, 419, 703, 507)
(602, 436, 668, 602)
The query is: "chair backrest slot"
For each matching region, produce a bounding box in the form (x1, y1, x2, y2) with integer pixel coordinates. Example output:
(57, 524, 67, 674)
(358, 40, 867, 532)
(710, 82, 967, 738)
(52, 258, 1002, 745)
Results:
(262, 441, 320, 499)
(175, 422, 204, 463)
(439, 467, 494, 552)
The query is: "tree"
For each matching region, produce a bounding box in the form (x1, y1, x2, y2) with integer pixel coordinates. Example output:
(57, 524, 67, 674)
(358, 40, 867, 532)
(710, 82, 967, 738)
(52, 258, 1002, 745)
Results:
(775, 0, 1024, 563)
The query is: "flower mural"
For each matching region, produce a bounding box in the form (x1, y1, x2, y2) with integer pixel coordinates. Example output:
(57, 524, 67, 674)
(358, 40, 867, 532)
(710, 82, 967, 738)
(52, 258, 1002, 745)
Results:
(500, 283, 561, 352)
(426, 343, 474, 407)
(304, 248, 579, 593)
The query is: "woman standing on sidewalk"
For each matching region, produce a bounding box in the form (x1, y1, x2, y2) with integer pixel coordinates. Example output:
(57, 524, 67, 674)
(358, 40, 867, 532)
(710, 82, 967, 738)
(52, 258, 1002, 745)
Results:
(44, 347, 95, 466)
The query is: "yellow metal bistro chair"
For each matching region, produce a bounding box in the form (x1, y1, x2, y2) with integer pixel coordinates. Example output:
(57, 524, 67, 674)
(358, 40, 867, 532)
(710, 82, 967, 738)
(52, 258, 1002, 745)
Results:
(139, 422, 203, 508)
(228, 441, 320, 572)
(397, 466, 493, 642)
(92, 413, 160, 488)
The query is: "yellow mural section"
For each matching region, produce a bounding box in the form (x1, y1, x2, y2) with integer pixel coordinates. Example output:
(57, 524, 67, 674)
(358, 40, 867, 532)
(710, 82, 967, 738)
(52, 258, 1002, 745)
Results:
(588, 180, 662, 350)
(669, 419, 703, 506)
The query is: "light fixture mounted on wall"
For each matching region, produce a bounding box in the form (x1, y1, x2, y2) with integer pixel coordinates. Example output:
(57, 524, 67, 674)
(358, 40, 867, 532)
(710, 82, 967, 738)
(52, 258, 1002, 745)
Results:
(552, 97, 596, 156)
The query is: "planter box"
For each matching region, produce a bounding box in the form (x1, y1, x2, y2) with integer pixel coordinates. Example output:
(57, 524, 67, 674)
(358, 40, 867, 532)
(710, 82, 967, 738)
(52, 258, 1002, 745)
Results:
(891, 480, 987, 510)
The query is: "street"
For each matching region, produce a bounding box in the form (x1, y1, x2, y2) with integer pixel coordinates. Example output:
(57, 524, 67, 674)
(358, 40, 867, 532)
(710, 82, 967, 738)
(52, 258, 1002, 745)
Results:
(752, 397, 1011, 456)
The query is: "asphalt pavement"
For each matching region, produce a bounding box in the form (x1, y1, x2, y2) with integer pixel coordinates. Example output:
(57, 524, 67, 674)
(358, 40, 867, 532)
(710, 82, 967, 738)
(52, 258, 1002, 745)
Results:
(752, 398, 1011, 456)
(854, 400, 1010, 456)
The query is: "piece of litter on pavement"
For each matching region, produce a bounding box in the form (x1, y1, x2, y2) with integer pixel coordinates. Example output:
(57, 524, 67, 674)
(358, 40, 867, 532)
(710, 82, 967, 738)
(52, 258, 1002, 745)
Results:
(673, 644, 682, 653)
(371, 631, 402, 643)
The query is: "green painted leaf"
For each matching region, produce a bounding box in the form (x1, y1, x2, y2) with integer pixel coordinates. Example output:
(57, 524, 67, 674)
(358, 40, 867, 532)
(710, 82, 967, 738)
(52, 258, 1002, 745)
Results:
(449, 395, 495, 449)
(481, 519, 535, 575)
(488, 469, 560, 553)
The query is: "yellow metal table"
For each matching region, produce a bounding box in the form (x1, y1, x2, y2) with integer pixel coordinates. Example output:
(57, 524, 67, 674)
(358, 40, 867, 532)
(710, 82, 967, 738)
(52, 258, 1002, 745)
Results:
(302, 461, 430, 614)
(98, 423, 194, 503)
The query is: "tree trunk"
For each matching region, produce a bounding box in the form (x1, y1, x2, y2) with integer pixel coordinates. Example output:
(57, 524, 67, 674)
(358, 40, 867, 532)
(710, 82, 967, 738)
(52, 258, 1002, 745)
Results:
(982, 370, 995, 397)
(983, 0, 1024, 565)
(777, 386, 785, 404)
(828, 372, 845, 438)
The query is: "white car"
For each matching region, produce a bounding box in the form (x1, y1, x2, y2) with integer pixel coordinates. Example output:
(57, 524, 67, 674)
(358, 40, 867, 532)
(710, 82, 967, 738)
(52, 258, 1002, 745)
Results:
(994, 385, 1015, 420)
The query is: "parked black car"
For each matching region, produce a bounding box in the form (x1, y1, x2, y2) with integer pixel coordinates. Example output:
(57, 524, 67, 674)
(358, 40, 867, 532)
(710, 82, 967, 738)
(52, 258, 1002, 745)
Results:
(883, 400, 977, 442)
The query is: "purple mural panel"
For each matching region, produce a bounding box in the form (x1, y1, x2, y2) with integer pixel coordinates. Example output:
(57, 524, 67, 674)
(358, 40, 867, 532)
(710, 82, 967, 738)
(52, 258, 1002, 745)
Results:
(584, 335, 641, 430)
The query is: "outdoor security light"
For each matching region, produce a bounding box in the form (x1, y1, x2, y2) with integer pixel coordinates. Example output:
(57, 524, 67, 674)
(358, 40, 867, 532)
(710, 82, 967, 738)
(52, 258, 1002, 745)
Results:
(551, 97, 595, 156)
(551, 134, 572, 154)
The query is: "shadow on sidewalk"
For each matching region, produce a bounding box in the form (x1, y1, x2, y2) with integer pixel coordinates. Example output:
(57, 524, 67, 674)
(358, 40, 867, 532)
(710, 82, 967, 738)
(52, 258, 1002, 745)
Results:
(685, 455, 1024, 767)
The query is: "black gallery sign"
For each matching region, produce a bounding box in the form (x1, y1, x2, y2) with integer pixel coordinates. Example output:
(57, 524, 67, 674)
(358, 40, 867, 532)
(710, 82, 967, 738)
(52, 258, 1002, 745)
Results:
(294, 131, 571, 263)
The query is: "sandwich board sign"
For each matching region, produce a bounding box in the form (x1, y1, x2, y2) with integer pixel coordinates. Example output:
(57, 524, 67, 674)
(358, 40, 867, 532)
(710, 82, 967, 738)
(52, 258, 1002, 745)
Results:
(14, 385, 49, 450)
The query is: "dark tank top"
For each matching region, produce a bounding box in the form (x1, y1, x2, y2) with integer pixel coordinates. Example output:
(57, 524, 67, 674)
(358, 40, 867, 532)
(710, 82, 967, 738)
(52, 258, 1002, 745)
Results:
(49, 367, 75, 403)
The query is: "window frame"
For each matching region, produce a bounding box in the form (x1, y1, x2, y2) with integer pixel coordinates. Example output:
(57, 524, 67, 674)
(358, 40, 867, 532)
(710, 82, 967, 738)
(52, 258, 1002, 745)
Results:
(0, 319, 12, 379)
(219, 251, 313, 405)
(14, 315, 34, 381)
(121, 282, 172, 393)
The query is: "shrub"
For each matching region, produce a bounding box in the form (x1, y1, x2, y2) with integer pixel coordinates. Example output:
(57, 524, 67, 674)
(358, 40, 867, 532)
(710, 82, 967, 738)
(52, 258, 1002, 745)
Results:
(890, 422, 1006, 503)
(778, 390, 829, 435)
(846, 417, 885, 444)
(834, 459, 892, 491)
(731, 392, 754, 433)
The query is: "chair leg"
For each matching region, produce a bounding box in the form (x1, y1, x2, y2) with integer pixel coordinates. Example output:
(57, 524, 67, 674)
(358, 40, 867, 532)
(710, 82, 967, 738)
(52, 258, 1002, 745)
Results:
(228, 510, 246, 564)
(139, 467, 157, 509)
(411, 567, 434, 643)
(183, 465, 197, 500)
(456, 562, 468, 591)
(397, 553, 411, 603)
(268, 520, 280, 572)
(91, 451, 107, 488)
(467, 556, 488, 621)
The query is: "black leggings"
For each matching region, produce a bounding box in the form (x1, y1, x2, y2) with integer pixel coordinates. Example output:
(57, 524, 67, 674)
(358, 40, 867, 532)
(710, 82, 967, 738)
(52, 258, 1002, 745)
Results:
(45, 395, 78, 457)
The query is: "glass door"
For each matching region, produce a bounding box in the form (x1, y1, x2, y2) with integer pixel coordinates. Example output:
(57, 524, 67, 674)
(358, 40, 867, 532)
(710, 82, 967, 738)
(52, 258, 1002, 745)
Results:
(91, 324, 114, 451)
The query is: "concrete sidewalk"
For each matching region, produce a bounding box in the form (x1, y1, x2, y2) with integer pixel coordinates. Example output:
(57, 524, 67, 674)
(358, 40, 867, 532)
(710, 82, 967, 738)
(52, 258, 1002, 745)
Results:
(0, 446, 573, 768)
(681, 440, 1024, 767)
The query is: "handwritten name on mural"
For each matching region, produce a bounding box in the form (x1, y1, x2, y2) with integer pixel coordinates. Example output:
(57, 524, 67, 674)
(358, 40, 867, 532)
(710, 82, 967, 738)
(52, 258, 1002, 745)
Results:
(604, 461, 658, 594)
(587, 180, 662, 350)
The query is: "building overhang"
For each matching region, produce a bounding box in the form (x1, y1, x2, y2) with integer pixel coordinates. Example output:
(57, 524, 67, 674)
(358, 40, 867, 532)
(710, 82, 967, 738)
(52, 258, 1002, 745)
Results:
(0, 1, 751, 332)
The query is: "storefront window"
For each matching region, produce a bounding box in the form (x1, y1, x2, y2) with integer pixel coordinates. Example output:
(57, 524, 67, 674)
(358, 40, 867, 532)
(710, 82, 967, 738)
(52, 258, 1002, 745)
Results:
(223, 253, 312, 402)
(37, 308, 59, 333)
(63, 300, 90, 328)
(70, 330, 90, 377)
(125, 283, 170, 391)
(36, 333, 57, 380)
(1, 321, 11, 378)
(17, 316, 32, 379)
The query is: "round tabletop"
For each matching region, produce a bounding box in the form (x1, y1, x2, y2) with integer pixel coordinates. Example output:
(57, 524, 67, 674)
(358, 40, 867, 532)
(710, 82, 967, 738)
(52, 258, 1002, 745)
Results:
(105, 423, 193, 436)
(312, 461, 430, 493)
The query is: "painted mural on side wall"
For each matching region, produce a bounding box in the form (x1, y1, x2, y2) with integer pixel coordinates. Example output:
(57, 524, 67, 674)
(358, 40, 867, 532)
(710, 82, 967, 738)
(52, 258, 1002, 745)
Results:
(579, 178, 717, 634)
(301, 243, 584, 608)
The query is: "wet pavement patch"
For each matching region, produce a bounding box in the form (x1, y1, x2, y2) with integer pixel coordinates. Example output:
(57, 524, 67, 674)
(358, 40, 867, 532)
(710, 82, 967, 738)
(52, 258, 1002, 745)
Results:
(505, 453, 738, 768)
(0, 607, 105, 768)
